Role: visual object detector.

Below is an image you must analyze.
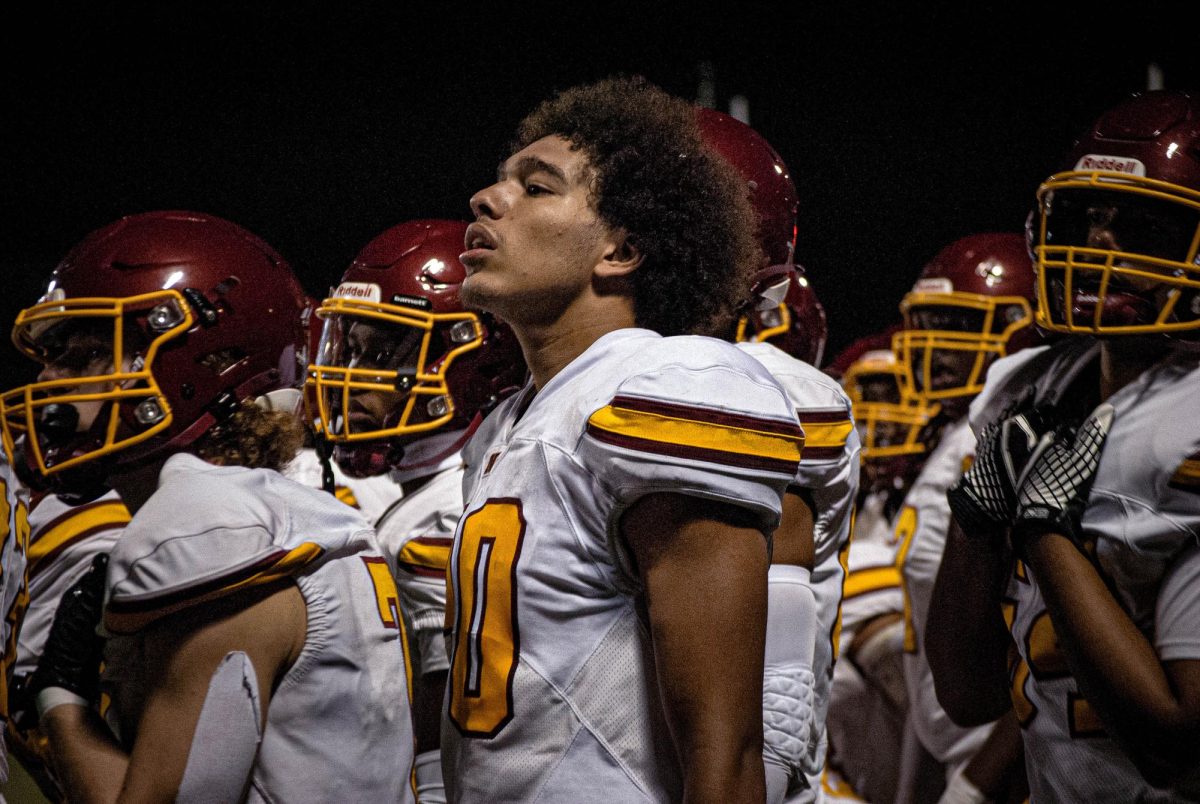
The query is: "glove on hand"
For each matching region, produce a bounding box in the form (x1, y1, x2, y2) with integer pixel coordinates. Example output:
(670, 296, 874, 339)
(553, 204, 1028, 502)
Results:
(947, 405, 1060, 534)
(1012, 403, 1114, 553)
(23, 553, 109, 726)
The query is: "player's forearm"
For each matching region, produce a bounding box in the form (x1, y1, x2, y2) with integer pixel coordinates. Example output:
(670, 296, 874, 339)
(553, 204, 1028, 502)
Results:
(1026, 533, 1200, 783)
(926, 521, 1012, 725)
(42, 703, 128, 804)
(679, 738, 766, 804)
(653, 589, 768, 803)
(959, 709, 1026, 800)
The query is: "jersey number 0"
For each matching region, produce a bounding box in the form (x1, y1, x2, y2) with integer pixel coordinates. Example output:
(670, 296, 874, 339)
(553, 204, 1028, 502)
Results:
(448, 500, 527, 738)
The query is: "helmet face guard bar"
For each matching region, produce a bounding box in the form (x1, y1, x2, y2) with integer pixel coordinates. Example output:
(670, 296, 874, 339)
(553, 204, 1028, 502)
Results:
(306, 296, 483, 444)
(842, 358, 937, 460)
(1033, 171, 1200, 335)
(2, 291, 194, 476)
(895, 292, 1033, 401)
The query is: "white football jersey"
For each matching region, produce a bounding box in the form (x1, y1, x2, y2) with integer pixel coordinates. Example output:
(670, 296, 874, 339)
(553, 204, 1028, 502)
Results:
(446, 329, 804, 802)
(101, 453, 415, 802)
(897, 417, 996, 768)
(285, 445, 401, 523)
(14, 490, 128, 680)
(838, 488, 905, 649)
(971, 340, 1200, 802)
(0, 454, 31, 783)
(374, 453, 460, 678)
(737, 340, 860, 796)
(824, 487, 908, 804)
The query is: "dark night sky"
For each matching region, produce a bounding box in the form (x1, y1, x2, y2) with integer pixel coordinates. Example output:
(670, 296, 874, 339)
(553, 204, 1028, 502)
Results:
(5, 2, 1197, 384)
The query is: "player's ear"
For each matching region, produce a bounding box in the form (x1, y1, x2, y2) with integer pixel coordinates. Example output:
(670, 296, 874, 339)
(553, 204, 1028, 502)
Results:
(596, 231, 642, 279)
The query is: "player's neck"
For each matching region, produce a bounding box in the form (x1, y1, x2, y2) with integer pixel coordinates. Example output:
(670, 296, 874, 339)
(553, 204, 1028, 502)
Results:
(516, 299, 636, 389)
(108, 456, 169, 515)
(1099, 337, 1171, 402)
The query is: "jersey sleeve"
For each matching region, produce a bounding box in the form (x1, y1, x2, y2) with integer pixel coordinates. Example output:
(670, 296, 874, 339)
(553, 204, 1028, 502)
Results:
(1155, 543, 1200, 661)
(577, 351, 804, 535)
(103, 457, 367, 635)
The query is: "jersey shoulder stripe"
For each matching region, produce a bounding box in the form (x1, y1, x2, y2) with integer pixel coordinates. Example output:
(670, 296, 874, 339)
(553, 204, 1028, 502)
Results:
(397, 535, 452, 578)
(797, 409, 854, 459)
(28, 499, 129, 580)
(1169, 451, 1200, 494)
(843, 564, 902, 600)
(105, 542, 325, 633)
(335, 486, 360, 508)
(586, 394, 804, 475)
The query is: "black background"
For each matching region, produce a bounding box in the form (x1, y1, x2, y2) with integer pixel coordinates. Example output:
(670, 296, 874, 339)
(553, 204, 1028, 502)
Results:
(6, 1, 1197, 384)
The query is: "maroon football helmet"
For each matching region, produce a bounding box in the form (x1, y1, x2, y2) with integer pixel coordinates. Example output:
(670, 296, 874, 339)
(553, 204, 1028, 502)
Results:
(1, 210, 307, 495)
(308, 219, 527, 477)
(695, 109, 829, 364)
(1030, 89, 1200, 337)
(894, 232, 1039, 403)
(737, 264, 829, 366)
(696, 107, 799, 270)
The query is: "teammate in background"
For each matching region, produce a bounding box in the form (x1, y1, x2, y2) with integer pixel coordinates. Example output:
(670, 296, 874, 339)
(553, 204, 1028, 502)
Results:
(929, 89, 1200, 801)
(698, 107, 859, 803)
(891, 232, 1039, 803)
(308, 218, 527, 803)
(738, 267, 829, 369)
(0, 451, 31, 792)
(446, 76, 804, 801)
(286, 296, 404, 523)
(3, 293, 400, 801)
(5, 487, 128, 801)
(825, 342, 937, 804)
(0, 210, 414, 801)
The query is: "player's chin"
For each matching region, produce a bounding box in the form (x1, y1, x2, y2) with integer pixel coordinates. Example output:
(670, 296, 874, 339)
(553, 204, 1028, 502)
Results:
(459, 273, 508, 317)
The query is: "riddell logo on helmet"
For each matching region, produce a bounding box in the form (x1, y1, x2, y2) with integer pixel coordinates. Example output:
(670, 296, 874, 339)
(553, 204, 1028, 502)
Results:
(333, 282, 381, 302)
(1075, 154, 1146, 176)
(913, 278, 954, 295)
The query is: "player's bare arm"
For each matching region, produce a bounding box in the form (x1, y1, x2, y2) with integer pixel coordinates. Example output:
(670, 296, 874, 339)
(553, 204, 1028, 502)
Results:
(622, 491, 769, 803)
(926, 517, 1014, 726)
(1025, 534, 1200, 787)
(43, 582, 305, 803)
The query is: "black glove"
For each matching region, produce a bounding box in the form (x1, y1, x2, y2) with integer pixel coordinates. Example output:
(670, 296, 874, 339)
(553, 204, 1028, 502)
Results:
(23, 553, 109, 726)
(946, 405, 1060, 534)
(1012, 404, 1114, 555)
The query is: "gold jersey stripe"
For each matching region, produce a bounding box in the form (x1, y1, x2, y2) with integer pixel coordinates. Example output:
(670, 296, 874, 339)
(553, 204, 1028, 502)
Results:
(28, 501, 130, 576)
(587, 404, 803, 471)
(104, 542, 324, 634)
(798, 418, 853, 449)
(398, 539, 451, 572)
(842, 565, 902, 599)
(334, 486, 360, 508)
(1169, 458, 1200, 489)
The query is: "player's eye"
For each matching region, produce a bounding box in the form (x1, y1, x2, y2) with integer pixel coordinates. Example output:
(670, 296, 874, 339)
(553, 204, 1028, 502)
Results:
(525, 183, 549, 197)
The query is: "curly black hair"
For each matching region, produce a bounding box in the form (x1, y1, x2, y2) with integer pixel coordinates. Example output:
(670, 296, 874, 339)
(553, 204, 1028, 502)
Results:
(513, 75, 761, 337)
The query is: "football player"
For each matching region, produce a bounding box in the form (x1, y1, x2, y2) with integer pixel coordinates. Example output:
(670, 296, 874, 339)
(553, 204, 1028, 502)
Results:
(5, 486, 127, 800)
(308, 217, 526, 803)
(0, 451, 31, 789)
(929, 89, 1200, 801)
(826, 340, 936, 804)
(891, 232, 1039, 803)
(0, 210, 415, 801)
(3, 291, 401, 801)
(445, 76, 804, 801)
(698, 106, 860, 804)
(285, 295, 400, 523)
